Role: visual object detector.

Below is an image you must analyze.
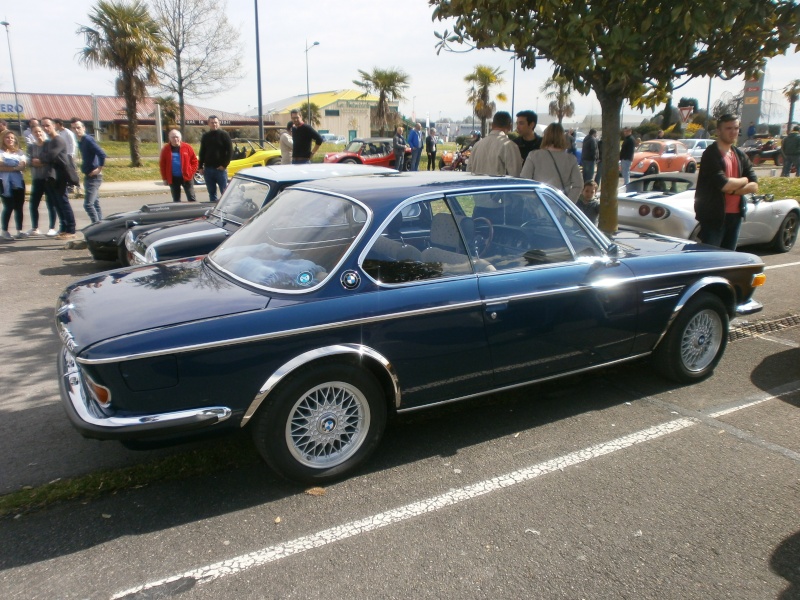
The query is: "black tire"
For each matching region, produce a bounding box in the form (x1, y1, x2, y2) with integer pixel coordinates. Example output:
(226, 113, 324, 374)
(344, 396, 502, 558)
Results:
(341, 158, 359, 164)
(771, 211, 798, 253)
(645, 163, 659, 175)
(251, 363, 387, 484)
(439, 159, 446, 170)
(685, 161, 697, 173)
(266, 157, 281, 166)
(654, 292, 728, 383)
(775, 153, 784, 167)
(117, 242, 131, 267)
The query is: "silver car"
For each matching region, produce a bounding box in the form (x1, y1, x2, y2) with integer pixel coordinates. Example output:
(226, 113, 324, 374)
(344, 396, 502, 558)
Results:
(617, 176, 799, 253)
(680, 139, 714, 160)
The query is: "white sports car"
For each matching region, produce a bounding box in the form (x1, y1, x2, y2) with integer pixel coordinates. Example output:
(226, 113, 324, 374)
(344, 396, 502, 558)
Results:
(617, 175, 799, 253)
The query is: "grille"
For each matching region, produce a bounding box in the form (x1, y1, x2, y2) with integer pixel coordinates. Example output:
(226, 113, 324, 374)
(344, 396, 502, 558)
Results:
(729, 314, 800, 342)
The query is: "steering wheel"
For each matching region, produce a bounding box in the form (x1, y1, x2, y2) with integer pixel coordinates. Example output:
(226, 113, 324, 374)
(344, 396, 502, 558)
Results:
(472, 217, 494, 257)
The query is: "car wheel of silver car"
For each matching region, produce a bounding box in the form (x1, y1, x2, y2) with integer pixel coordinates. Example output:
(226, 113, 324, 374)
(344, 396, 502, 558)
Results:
(193, 172, 205, 185)
(252, 363, 387, 483)
(654, 292, 728, 383)
(771, 212, 798, 253)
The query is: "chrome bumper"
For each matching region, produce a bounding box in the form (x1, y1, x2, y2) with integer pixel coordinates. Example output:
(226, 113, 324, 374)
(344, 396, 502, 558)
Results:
(58, 348, 232, 440)
(735, 298, 763, 316)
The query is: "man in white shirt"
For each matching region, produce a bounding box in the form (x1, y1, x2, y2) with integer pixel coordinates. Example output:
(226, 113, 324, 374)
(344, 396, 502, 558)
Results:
(468, 111, 522, 177)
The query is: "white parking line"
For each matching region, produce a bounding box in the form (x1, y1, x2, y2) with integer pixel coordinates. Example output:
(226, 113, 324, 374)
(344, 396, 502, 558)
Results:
(112, 418, 695, 599)
(765, 260, 800, 270)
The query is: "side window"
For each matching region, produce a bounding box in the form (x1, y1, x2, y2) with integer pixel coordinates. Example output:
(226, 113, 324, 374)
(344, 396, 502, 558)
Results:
(447, 190, 573, 270)
(541, 193, 603, 258)
(362, 199, 471, 284)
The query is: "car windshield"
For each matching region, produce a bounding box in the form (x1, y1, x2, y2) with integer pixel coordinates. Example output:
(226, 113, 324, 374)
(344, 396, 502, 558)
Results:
(209, 189, 369, 292)
(345, 141, 363, 153)
(637, 142, 664, 153)
(211, 178, 272, 223)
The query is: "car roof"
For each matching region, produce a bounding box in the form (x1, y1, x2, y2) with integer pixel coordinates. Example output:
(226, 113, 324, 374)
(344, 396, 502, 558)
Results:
(291, 171, 539, 213)
(350, 137, 393, 143)
(234, 163, 394, 184)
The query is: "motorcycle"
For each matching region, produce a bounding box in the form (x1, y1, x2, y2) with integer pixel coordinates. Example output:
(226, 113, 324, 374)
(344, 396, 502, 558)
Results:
(439, 147, 470, 171)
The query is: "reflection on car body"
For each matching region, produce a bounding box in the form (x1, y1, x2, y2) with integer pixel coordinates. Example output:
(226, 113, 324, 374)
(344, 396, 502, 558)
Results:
(56, 172, 766, 484)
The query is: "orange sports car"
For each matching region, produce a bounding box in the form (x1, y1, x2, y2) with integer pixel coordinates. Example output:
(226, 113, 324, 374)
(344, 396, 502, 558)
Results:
(630, 140, 697, 176)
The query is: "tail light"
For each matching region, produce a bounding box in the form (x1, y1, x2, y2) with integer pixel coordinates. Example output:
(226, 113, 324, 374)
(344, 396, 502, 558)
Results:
(638, 205, 651, 216)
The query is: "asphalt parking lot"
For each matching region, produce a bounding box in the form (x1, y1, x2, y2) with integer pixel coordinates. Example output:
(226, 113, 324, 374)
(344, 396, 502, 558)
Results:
(0, 186, 798, 599)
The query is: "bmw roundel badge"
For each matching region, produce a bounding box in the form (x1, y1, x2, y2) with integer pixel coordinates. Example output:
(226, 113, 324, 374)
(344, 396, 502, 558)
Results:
(341, 270, 361, 290)
(296, 271, 313, 286)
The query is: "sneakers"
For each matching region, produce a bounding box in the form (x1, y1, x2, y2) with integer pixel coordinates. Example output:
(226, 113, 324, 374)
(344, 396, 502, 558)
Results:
(0, 230, 14, 241)
(55, 232, 76, 241)
(26, 228, 41, 236)
(46, 229, 58, 237)
(15, 230, 29, 239)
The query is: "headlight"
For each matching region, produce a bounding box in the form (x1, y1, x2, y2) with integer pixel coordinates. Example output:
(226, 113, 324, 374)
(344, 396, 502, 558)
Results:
(144, 245, 159, 263)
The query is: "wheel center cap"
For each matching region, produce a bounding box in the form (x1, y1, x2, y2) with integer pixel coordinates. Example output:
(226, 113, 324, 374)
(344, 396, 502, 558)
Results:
(697, 334, 706, 346)
(319, 414, 337, 434)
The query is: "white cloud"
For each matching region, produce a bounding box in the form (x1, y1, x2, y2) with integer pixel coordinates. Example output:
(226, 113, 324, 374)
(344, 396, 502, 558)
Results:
(1, 0, 797, 125)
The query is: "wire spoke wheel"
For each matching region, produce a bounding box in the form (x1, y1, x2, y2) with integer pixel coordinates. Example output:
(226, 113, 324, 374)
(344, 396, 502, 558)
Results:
(679, 308, 723, 373)
(286, 381, 370, 468)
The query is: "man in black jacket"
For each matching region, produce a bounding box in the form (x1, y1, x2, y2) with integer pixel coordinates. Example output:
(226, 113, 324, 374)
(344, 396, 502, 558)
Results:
(36, 118, 76, 239)
(581, 129, 598, 182)
(198, 116, 233, 202)
(619, 127, 636, 185)
(694, 114, 758, 250)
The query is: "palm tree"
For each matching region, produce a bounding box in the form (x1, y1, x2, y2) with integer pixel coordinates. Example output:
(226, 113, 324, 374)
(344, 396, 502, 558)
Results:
(78, 0, 169, 167)
(465, 65, 506, 136)
(298, 102, 322, 128)
(540, 75, 575, 125)
(353, 67, 410, 136)
(154, 95, 180, 131)
(784, 80, 800, 131)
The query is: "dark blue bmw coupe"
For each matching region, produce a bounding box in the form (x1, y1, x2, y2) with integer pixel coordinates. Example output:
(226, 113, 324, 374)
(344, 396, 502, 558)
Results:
(56, 171, 766, 483)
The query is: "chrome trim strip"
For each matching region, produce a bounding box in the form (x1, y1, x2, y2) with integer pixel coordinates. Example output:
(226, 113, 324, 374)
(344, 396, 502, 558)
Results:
(642, 285, 685, 302)
(651, 276, 733, 350)
(240, 344, 400, 427)
(396, 352, 652, 414)
(61, 348, 232, 430)
(76, 298, 484, 365)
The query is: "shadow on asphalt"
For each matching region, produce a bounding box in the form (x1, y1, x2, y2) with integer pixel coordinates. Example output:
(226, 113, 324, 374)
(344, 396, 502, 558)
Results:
(750, 346, 800, 407)
(771, 529, 800, 600)
(0, 363, 683, 570)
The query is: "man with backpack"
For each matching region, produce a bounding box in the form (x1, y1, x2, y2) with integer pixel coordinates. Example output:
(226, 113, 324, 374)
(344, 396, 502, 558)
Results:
(781, 126, 800, 177)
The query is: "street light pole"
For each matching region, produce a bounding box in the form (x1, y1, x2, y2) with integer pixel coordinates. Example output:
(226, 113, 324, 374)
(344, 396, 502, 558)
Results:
(254, 0, 264, 144)
(305, 40, 319, 123)
(0, 21, 23, 136)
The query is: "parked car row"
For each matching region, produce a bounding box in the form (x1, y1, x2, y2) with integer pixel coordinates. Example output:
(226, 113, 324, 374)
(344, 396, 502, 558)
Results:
(62, 169, 770, 484)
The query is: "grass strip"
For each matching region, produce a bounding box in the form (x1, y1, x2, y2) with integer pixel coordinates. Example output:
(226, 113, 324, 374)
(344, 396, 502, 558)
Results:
(0, 436, 261, 518)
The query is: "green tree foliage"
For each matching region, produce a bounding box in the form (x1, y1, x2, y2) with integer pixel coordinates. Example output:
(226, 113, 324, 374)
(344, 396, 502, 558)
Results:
(784, 80, 800, 130)
(353, 67, 410, 136)
(154, 95, 180, 130)
(78, 0, 169, 167)
(298, 102, 322, 128)
(151, 0, 243, 136)
(541, 74, 575, 125)
(432, 0, 800, 232)
(465, 65, 507, 136)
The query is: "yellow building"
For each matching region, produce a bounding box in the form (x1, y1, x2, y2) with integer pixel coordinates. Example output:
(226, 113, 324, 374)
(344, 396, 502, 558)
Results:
(261, 89, 400, 141)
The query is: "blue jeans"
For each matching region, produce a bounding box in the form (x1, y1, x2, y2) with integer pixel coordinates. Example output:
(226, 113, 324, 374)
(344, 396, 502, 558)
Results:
(83, 174, 103, 223)
(410, 147, 422, 171)
(582, 159, 596, 183)
(782, 154, 799, 177)
(204, 167, 228, 202)
(46, 177, 75, 234)
(699, 213, 742, 250)
(620, 159, 632, 185)
(29, 177, 56, 230)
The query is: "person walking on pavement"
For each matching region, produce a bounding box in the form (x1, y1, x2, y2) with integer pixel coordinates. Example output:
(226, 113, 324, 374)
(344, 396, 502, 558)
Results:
(425, 127, 437, 171)
(0, 130, 27, 241)
(694, 114, 758, 250)
(468, 111, 522, 177)
(619, 126, 636, 185)
(37, 118, 76, 240)
(408, 123, 424, 171)
(781, 125, 800, 177)
(26, 124, 57, 236)
(393, 125, 408, 171)
(520, 123, 582, 201)
(160, 129, 199, 202)
(70, 119, 106, 223)
(289, 109, 323, 164)
(280, 121, 293, 165)
(514, 110, 542, 162)
(198, 115, 233, 201)
(581, 129, 598, 183)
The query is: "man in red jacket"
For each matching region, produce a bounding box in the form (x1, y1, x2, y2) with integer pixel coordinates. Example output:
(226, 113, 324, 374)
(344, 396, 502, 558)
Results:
(159, 129, 199, 202)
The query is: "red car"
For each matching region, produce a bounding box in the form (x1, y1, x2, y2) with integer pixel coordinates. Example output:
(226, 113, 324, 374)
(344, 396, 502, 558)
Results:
(630, 139, 697, 176)
(323, 137, 411, 170)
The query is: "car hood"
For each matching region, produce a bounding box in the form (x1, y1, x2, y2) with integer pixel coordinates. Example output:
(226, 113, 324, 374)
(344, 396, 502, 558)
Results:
(632, 151, 659, 162)
(56, 257, 268, 356)
(137, 216, 224, 246)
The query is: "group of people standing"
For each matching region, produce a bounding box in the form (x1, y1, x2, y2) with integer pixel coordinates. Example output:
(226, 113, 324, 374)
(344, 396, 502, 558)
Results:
(392, 123, 440, 171)
(0, 117, 106, 242)
(278, 109, 325, 166)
